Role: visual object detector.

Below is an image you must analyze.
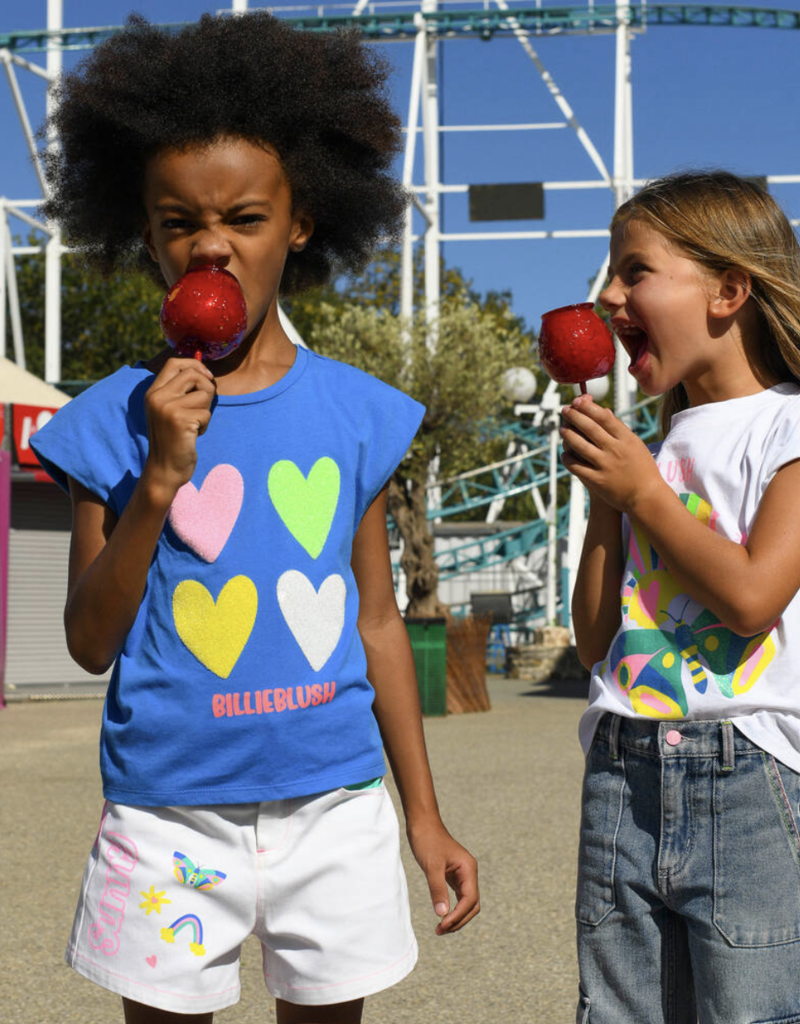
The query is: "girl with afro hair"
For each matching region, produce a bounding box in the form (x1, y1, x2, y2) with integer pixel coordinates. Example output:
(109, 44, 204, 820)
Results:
(32, 13, 479, 1024)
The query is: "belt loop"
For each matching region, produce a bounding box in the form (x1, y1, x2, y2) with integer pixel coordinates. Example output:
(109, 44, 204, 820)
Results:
(721, 720, 735, 772)
(608, 715, 622, 762)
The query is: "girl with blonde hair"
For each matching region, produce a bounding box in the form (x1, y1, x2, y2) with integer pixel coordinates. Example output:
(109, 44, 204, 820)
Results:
(563, 170, 800, 1023)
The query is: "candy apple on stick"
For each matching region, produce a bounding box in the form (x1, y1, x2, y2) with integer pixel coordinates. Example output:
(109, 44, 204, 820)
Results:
(160, 265, 248, 362)
(538, 302, 615, 395)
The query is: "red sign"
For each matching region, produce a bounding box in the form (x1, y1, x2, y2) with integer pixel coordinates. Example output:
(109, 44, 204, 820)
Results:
(12, 404, 59, 468)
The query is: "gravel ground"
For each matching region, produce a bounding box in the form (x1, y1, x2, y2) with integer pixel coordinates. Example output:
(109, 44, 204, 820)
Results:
(0, 675, 587, 1024)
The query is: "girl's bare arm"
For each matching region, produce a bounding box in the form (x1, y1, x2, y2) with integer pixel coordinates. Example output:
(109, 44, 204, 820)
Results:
(570, 494, 624, 669)
(65, 358, 215, 673)
(562, 397, 800, 636)
(351, 486, 480, 934)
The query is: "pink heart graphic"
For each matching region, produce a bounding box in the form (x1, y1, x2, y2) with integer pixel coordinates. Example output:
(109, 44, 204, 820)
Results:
(146, 955, 157, 968)
(169, 464, 244, 563)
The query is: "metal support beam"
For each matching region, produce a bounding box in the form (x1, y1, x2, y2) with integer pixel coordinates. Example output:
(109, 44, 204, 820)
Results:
(1, 49, 51, 81)
(421, 0, 440, 335)
(44, 0, 62, 385)
(1, 52, 48, 195)
(400, 18, 425, 328)
(5, 222, 26, 370)
(565, 473, 586, 640)
(545, 399, 560, 624)
(588, 252, 611, 304)
(492, 0, 612, 185)
(613, 3, 635, 207)
(613, 0, 635, 415)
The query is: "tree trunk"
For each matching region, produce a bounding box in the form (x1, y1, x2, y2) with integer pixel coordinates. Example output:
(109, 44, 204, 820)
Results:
(388, 460, 450, 619)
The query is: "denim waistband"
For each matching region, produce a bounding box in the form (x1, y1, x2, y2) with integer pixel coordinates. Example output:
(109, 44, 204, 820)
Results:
(594, 714, 757, 771)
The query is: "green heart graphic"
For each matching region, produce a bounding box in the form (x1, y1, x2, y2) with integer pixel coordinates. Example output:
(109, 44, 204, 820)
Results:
(268, 457, 340, 559)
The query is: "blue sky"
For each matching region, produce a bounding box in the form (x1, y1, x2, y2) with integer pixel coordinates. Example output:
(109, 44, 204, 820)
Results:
(2, 0, 800, 339)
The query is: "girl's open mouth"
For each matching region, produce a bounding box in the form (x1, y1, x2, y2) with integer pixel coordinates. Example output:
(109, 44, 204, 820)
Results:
(615, 325, 649, 375)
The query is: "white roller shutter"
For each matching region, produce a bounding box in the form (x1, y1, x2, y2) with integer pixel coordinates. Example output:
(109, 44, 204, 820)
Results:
(5, 481, 110, 695)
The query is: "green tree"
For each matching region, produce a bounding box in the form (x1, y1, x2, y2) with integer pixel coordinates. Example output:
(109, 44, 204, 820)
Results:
(285, 248, 531, 345)
(9, 245, 164, 384)
(304, 299, 536, 617)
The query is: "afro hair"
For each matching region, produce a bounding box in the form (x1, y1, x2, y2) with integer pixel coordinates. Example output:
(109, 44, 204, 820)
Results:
(42, 12, 407, 294)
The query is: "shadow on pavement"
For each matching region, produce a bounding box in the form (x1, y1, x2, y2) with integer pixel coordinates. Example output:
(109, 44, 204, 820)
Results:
(519, 677, 590, 700)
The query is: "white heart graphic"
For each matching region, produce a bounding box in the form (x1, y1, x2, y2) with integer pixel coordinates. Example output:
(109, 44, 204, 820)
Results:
(276, 571, 346, 672)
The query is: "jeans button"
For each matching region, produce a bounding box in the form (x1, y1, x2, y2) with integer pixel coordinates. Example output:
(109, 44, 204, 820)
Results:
(665, 729, 682, 746)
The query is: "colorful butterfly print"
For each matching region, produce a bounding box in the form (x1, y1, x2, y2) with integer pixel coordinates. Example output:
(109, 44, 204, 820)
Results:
(613, 583, 776, 713)
(173, 852, 227, 891)
(611, 488, 777, 715)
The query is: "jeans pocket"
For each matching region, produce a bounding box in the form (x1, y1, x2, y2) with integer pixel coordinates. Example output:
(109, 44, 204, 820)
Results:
(713, 752, 800, 947)
(575, 740, 625, 927)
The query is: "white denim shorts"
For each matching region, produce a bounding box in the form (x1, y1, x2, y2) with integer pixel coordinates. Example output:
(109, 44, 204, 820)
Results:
(66, 782, 417, 1014)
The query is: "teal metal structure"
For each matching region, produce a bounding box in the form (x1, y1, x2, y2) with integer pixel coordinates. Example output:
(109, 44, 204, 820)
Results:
(4, 5, 800, 52)
(418, 395, 660, 627)
(403, 394, 659, 572)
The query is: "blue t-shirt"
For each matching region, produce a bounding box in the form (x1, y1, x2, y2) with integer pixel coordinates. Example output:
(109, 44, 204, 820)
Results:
(32, 345, 424, 805)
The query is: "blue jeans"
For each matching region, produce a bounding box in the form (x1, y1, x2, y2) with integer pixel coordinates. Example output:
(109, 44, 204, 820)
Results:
(576, 715, 800, 1024)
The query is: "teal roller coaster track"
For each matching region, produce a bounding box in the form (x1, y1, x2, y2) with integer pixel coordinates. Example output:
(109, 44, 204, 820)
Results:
(414, 395, 659, 582)
(3, 5, 800, 52)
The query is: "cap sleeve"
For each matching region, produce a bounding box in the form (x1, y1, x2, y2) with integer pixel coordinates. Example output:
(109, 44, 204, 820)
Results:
(29, 368, 151, 516)
(353, 377, 425, 524)
(762, 393, 800, 490)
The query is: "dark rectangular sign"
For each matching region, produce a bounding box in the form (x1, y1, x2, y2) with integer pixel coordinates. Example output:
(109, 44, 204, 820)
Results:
(468, 182, 545, 222)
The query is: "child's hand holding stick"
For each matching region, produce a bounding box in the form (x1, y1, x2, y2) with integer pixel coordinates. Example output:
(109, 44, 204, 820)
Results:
(560, 394, 662, 513)
(142, 357, 217, 509)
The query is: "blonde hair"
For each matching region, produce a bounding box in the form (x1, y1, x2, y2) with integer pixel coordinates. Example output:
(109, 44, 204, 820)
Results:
(611, 171, 800, 435)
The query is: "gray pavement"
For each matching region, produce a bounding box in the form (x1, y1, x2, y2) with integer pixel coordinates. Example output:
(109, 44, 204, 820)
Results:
(0, 675, 588, 1024)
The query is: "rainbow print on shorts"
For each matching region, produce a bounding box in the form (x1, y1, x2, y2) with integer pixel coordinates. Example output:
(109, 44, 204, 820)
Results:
(160, 914, 206, 956)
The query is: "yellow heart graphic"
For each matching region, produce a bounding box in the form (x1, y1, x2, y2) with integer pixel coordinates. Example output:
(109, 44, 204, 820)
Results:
(173, 575, 257, 679)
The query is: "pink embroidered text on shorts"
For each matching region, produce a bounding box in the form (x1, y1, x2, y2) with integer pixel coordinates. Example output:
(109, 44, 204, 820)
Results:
(87, 831, 139, 956)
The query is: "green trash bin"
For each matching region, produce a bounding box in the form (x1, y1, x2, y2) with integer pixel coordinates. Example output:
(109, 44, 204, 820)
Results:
(405, 617, 447, 716)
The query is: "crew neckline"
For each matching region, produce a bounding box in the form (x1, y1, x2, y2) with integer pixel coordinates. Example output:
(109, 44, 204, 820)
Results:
(215, 343, 308, 405)
(132, 343, 309, 406)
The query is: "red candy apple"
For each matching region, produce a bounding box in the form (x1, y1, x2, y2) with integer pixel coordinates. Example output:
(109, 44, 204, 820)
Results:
(538, 302, 615, 394)
(160, 265, 248, 361)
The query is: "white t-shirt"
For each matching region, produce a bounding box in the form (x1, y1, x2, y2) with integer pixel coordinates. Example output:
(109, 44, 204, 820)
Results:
(580, 383, 800, 772)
